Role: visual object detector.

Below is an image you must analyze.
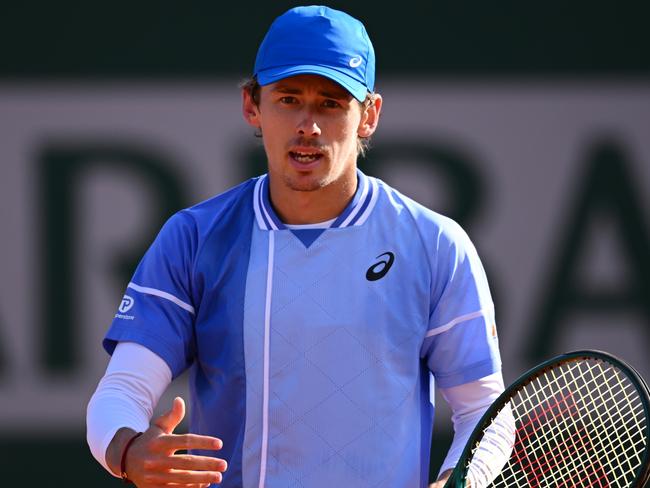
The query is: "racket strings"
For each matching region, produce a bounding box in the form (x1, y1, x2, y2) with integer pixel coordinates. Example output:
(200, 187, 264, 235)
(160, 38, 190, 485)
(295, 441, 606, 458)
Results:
(465, 358, 648, 488)
(524, 366, 613, 487)
(493, 366, 626, 486)
(512, 362, 644, 484)
(514, 365, 598, 487)
(582, 365, 641, 481)
(519, 364, 645, 486)
(557, 363, 647, 486)
(516, 364, 644, 485)
(533, 363, 643, 485)
(506, 386, 600, 487)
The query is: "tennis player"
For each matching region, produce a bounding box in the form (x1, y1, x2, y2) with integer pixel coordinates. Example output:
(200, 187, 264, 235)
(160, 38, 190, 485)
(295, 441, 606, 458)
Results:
(87, 6, 505, 488)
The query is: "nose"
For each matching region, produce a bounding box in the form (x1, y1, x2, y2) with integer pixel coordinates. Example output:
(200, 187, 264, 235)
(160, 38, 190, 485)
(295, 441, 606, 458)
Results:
(296, 110, 321, 137)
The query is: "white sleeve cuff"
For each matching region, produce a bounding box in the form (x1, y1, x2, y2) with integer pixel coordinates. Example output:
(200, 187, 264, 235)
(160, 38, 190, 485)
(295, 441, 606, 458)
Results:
(437, 371, 505, 477)
(86, 341, 172, 476)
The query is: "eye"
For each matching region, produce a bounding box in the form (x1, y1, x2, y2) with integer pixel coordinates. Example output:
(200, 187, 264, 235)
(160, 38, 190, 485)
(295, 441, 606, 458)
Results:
(279, 96, 298, 104)
(322, 99, 342, 109)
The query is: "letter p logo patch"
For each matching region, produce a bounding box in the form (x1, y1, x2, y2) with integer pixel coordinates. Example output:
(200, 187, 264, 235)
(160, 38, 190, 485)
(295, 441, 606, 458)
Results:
(119, 295, 135, 313)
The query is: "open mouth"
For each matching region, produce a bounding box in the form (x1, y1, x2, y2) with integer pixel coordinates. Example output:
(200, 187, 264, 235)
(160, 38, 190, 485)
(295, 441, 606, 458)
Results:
(289, 151, 323, 164)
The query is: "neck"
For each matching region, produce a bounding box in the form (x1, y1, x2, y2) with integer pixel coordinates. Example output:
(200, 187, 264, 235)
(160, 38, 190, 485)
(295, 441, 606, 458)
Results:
(267, 169, 358, 225)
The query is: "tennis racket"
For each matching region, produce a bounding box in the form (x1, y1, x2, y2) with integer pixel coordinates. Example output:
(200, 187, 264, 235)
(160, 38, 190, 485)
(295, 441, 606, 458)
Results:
(443, 350, 650, 488)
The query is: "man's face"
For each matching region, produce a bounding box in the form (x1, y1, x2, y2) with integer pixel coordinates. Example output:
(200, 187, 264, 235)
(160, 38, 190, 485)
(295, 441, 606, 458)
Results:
(242, 74, 381, 193)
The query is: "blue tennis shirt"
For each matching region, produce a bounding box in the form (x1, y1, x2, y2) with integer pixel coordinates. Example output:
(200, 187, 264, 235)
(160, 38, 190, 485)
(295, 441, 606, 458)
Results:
(104, 170, 501, 488)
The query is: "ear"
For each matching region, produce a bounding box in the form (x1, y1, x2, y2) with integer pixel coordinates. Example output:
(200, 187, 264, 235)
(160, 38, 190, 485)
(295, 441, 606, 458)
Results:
(242, 88, 261, 128)
(357, 94, 383, 138)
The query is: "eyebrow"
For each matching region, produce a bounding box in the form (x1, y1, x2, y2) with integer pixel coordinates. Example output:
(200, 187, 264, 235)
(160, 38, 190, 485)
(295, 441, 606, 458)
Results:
(272, 85, 350, 100)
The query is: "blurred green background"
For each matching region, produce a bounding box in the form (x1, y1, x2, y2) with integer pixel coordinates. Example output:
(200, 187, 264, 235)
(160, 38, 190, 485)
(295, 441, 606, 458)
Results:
(2, 1, 649, 78)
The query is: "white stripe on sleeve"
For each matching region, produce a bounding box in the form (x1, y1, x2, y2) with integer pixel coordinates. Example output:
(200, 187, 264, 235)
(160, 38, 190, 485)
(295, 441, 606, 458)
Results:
(425, 309, 487, 338)
(127, 282, 195, 314)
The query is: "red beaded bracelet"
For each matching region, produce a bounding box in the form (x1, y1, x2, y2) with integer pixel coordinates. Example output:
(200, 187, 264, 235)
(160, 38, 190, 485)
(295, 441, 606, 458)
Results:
(120, 431, 144, 484)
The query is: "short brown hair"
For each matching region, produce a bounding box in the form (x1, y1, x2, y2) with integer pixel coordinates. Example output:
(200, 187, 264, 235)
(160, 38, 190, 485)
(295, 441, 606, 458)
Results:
(240, 77, 376, 157)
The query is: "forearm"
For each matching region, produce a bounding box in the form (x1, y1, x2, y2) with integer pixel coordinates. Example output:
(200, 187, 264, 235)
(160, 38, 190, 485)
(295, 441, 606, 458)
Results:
(86, 386, 151, 476)
(86, 341, 172, 475)
(105, 427, 140, 476)
(437, 372, 505, 476)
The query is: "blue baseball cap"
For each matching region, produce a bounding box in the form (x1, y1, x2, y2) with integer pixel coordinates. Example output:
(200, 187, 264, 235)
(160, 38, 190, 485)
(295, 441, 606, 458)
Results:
(253, 6, 375, 102)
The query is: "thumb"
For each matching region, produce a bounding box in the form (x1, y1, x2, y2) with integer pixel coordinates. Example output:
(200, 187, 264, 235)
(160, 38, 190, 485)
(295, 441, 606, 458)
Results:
(153, 396, 185, 434)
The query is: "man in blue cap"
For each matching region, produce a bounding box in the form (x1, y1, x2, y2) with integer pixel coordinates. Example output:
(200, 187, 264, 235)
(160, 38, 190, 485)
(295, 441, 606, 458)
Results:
(87, 6, 505, 488)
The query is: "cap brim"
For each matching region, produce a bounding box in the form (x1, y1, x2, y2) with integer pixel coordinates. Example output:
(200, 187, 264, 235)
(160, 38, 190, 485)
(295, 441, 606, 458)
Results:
(256, 65, 368, 102)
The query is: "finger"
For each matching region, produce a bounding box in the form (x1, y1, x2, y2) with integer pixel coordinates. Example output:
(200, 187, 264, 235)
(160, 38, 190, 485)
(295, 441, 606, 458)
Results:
(157, 433, 223, 452)
(164, 484, 213, 488)
(148, 484, 212, 488)
(153, 397, 186, 434)
(142, 469, 222, 485)
(150, 484, 213, 488)
(155, 454, 227, 472)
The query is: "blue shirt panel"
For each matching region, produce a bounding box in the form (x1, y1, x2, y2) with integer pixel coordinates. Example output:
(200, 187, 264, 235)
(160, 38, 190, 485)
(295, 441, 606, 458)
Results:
(103, 178, 259, 488)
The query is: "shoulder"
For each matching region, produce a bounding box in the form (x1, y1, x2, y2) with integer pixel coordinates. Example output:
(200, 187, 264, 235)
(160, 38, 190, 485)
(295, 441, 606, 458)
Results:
(182, 177, 258, 225)
(151, 177, 259, 253)
(372, 176, 474, 255)
(161, 177, 258, 231)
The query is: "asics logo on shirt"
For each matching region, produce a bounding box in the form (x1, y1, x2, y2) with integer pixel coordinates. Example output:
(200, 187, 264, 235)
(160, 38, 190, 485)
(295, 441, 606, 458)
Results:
(366, 252, 395, 281)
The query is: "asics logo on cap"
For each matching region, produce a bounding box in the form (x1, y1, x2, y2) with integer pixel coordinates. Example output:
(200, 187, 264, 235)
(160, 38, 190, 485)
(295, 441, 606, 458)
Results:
(349, 56, 362, 68)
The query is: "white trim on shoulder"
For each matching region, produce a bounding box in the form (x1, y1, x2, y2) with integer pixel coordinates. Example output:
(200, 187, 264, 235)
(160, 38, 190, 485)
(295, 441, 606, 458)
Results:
(260, 178, 278, 230)
(339, 174, 369, 227)
(127, 282, 195, 314)
(353, 178, 379, 226)
(425, 309, 486, 338)
(253, 177, 267, 230)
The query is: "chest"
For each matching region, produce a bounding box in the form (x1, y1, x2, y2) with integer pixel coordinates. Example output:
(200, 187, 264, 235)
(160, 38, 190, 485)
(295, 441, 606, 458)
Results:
(244, 225, 431, 361)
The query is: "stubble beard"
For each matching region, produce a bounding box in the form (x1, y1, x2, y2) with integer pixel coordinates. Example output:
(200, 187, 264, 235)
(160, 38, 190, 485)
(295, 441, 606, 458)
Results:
(282, 151, 338, 192)
(282, 172, 330, 192)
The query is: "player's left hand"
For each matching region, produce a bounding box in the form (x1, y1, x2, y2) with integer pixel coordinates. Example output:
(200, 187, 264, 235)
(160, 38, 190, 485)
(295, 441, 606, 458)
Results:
(107, 397, 227, 487)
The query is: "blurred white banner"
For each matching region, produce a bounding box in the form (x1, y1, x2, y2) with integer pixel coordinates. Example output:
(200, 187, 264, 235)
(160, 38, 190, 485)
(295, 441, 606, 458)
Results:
(0, 81, 648, 432)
